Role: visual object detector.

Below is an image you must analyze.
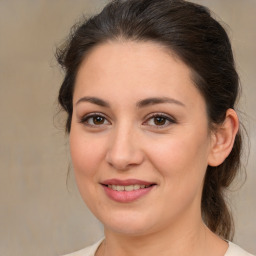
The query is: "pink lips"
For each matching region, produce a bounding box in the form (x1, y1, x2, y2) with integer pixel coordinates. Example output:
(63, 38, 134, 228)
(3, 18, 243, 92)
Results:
(101, 179, 156, 203)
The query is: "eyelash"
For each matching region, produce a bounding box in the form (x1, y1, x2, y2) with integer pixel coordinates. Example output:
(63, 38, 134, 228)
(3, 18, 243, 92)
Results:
(80, 113, 111, 127)
(143, 113, 176, 128)
(79, 112, 176, 128)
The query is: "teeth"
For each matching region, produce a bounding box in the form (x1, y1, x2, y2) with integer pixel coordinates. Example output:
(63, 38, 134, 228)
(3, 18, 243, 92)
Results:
(125, 185, 134, 191)
(133, 185, 141, 190)
(107, 184, 150, 191)
(116, 185, 124, 191)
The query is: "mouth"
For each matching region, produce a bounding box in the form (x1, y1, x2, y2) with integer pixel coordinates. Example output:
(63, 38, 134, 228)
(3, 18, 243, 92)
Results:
(103, 184, 154, 191)
(100, 179, 156, 203)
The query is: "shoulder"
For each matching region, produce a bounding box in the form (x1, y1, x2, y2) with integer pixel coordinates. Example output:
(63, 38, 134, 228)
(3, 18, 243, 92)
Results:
(61, 239, 255, 256)
(225, 242, 255, 256)
(62, 239, 103, 256)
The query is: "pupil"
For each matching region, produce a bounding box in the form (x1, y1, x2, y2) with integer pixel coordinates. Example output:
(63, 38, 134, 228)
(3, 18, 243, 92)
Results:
(154, 117, 166, 125)
(93, 116, 104, 124)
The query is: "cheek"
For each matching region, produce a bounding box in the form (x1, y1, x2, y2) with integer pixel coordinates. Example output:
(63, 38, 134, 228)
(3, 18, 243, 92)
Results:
(147, 130, 210, 187)
(69, 128, 108, 210)
(69, 128, 106, 180)
(147, 134, 210, 215)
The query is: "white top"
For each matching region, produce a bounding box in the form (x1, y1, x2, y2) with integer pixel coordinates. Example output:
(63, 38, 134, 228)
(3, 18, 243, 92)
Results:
(63, 239, 255, 256)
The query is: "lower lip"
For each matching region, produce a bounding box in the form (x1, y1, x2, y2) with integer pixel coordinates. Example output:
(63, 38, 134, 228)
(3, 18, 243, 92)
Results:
(102, 185, 155, 203)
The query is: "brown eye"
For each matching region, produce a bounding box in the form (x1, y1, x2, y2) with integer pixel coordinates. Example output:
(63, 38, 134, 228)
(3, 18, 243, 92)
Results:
(143, 113, 176, 128)
(93, 116, 105, 125)
(153, 116, 167, 126)
(81, 113, 110, 127)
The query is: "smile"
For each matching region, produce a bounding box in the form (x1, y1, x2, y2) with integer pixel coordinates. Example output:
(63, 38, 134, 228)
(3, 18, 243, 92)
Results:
(101, 179, 156, 203)
(107, 184, 151, 191)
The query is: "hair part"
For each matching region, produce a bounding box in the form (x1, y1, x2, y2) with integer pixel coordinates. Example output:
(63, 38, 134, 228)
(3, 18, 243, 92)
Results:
(56, 0, 242, 240)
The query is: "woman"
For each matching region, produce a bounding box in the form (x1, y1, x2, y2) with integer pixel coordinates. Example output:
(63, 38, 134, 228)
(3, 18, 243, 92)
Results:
(57, 0, 254, 255)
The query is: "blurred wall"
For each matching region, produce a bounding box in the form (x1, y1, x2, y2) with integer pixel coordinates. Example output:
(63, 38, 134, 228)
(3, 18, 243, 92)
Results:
(0, 1, 255, 255)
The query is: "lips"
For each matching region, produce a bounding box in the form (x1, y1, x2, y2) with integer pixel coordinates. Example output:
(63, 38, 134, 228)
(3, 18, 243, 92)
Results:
(101, 179, 156, 203)
(101, 179, 154, 186)
(107, 184, 150, 191)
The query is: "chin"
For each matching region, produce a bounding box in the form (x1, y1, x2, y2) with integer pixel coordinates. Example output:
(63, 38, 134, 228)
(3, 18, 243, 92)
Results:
(98, 210, 159, 236)
(106, 222, 155, 236)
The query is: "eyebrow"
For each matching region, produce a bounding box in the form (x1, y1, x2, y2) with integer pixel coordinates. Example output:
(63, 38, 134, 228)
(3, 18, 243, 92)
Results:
(76, 96, 110, 107)
(76, 96, 185, 108)
(136, 97, 185, 108)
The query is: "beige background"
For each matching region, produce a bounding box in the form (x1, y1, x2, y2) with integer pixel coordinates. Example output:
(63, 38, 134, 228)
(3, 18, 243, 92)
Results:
(0, 1, 255, 255)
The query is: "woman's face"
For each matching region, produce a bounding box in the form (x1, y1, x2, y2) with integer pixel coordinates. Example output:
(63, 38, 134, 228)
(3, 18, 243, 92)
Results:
(70, 41, 214, 236)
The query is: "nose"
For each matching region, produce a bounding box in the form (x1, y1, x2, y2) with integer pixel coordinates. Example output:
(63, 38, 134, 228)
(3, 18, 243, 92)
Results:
(105, 125, 144, 170)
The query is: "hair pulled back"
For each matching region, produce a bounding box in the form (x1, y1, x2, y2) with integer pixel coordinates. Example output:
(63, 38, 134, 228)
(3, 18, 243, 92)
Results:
(57, 0, 241, 240)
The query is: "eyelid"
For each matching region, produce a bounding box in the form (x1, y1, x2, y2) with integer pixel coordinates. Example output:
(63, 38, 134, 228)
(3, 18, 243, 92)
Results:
(79, 111, 176, 128)
(143, 112, 176, 127)
(80, 112, 111, 126)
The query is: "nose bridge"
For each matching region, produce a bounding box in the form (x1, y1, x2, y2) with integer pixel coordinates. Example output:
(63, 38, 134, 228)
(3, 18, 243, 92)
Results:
(106, 121, 143, 170)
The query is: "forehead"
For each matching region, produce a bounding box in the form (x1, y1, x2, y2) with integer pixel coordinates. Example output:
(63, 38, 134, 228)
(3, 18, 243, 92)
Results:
(74, 40, 204, 109)
(77, 40, 188, 80)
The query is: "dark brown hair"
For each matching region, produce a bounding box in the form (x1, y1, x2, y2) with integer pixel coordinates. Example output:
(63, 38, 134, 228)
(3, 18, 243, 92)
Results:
(56, 0, 242, 240)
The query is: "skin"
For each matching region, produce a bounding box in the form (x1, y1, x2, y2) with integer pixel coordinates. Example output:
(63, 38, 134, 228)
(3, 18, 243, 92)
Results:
(69, 41, 238, 256)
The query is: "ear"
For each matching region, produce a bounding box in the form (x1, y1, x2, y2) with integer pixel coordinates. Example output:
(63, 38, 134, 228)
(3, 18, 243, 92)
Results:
(208, 109, 239, 167)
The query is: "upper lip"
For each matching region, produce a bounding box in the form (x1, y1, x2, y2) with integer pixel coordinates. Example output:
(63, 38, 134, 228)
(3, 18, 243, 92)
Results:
(101, 179, 155, 186)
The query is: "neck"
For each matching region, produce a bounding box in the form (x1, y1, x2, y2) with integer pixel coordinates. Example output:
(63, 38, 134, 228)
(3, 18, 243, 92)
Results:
(99, 216, 226, 256)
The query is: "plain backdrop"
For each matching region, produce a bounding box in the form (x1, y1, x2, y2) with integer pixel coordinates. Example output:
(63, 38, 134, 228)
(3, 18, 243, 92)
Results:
(0, 1, 255, 255)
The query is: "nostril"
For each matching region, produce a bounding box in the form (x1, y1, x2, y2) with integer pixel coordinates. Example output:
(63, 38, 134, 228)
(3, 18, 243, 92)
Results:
(106, 149, 145, 171)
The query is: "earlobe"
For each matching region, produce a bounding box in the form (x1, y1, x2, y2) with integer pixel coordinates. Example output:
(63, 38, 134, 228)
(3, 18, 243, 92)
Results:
(208, 109, 239, 167)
